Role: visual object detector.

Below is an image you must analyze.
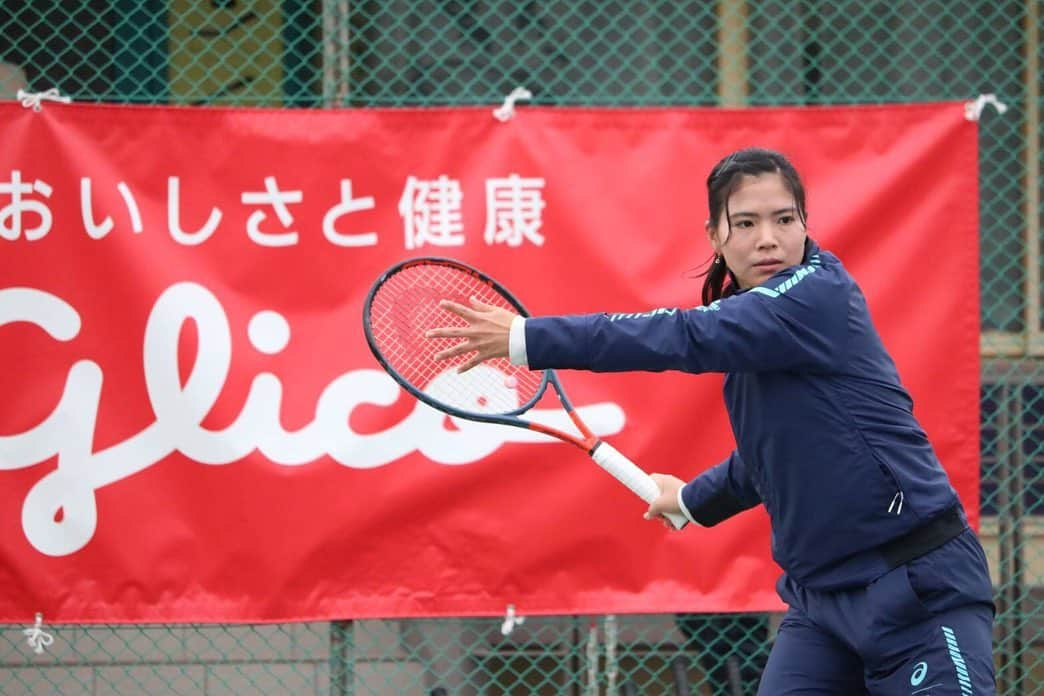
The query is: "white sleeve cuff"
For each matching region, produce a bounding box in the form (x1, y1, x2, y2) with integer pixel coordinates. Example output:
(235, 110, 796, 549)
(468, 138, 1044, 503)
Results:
(676, 483, 700, 526)
(508, 315, 529, 366)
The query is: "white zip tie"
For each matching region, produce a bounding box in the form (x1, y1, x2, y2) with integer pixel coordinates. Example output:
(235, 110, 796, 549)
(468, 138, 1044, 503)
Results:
(500, 603, 526, 636)
(17, 88, 72, 112)
(23, 613, 54, 655)
(492, 87, 532, 122)
(964, 93, 1008, 121)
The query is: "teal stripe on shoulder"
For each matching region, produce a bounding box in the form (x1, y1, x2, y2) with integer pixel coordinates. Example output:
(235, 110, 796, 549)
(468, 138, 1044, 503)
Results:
(752, 264, 818, 299)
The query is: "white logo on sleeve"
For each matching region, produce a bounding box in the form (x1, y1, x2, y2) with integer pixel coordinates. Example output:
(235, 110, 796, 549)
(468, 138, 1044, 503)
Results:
(910, 661, 928, 686)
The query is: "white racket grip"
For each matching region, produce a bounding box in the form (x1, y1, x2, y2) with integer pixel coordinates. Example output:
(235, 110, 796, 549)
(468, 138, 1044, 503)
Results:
(590, 442, 687, 530)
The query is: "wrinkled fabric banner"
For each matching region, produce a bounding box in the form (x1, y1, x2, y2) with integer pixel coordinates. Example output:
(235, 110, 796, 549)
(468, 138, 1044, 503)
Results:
(0, 102, 978, 622)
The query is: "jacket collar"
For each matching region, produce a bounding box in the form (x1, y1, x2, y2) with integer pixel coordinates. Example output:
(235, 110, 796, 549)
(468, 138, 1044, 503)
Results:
(731, 236, 819, 296)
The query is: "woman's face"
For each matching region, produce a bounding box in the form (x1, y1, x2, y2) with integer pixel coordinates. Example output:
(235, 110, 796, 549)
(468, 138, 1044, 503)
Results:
(708, 172, 807, 289)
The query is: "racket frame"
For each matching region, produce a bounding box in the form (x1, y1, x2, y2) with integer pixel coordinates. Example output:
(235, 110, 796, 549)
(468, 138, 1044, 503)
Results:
(363, 256, 687, 529)
(362, 256, 600, 452)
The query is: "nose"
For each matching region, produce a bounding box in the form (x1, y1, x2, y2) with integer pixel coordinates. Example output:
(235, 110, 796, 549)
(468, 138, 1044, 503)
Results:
(754, 222, 779, 249)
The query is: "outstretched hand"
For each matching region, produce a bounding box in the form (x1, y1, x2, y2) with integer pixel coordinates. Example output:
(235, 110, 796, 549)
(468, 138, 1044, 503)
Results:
(426, 296, 518, 372)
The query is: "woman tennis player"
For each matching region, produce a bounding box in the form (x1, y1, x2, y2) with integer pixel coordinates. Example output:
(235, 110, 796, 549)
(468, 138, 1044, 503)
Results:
(427, 148, 995, 694)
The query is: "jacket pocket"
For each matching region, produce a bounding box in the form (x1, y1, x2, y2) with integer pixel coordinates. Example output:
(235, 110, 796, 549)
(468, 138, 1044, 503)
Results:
(872, 458, 906, 516)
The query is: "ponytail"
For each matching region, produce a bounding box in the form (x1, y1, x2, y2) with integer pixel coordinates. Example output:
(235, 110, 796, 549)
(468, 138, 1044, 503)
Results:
(701, 254, 738, 305)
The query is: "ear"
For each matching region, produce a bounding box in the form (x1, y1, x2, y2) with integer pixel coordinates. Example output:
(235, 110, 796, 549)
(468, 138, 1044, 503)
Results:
(705, 219, 723, 253)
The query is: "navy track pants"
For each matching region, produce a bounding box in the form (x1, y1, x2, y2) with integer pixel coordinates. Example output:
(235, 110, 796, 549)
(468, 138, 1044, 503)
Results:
(758, 529, 996, 695)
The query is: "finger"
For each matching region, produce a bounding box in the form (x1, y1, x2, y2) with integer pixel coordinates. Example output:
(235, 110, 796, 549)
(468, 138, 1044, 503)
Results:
(457, 353, 486, 373)
(426, 327, 465, 339)
(433, 343, 475, 361)
(439, 299, 481, 321)
(468, 295, 497, 311)
(426, 325, 478, 339)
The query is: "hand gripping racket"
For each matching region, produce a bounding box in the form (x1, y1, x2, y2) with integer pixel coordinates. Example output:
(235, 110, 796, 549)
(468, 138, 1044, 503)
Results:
(363, 257, 687, 529)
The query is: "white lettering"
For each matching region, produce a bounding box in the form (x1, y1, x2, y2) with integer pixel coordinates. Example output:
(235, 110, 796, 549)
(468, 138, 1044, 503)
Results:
(0, 284, 626, 556)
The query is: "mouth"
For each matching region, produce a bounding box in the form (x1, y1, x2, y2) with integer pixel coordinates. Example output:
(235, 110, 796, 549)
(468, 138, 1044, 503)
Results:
(753, 260, 783, 271)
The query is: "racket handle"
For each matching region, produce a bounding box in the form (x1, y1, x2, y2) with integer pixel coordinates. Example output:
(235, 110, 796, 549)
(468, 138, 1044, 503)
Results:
(591, 441, 688, 530)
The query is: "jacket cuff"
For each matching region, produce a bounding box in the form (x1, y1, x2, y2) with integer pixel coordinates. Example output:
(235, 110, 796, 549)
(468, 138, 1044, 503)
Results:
(676, 484, 700, 526)
(680, 476, 752, 526)
(508, 315, 528, 366)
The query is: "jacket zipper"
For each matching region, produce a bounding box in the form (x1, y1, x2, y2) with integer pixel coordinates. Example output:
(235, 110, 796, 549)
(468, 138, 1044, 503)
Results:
(876, 460, 905, 515)
(888, 490, 904, 515)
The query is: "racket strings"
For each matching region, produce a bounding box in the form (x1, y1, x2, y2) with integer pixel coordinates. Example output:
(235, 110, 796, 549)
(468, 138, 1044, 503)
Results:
(368, 263, 544, 415)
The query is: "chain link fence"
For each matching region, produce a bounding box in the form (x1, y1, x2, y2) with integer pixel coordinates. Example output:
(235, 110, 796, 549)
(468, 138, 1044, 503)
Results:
(0, 1, 1041, 694)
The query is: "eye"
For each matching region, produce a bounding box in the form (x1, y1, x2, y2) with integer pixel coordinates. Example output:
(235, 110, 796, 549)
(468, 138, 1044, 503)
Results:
(733, 219, 754, 229)
(778, 214, 795, 225)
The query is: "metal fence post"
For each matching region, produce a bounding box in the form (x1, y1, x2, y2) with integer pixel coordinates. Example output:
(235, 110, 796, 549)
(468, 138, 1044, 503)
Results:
(330, 619, 355, 696)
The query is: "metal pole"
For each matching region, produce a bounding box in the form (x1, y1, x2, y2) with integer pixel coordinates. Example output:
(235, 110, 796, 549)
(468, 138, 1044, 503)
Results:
(571, 617, 582, 696)
(329, 619, 355, 696)
(585, 620, 598, 696)
(995, 386, 1012, 694)
(1010, 387, 1026, 692)
(322, 0, 351, 106)
(671, 655, 691, 695)
(1024, 0, 1041, 354)
(716, 0, 749, 107)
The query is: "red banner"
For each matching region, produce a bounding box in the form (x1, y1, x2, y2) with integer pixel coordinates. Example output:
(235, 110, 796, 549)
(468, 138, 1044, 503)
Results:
(0, 102, 979, 622)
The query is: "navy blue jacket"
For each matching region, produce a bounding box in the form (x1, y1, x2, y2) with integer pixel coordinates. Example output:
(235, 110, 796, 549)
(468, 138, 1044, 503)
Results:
(524, 243, 962, 590)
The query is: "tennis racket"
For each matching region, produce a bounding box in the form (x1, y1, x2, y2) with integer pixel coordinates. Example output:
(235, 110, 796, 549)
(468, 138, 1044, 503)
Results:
(362, 256, 687, 529)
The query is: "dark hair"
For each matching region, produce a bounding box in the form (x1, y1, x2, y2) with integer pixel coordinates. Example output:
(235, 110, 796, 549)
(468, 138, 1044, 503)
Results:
(700, 148, 809, 305)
